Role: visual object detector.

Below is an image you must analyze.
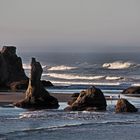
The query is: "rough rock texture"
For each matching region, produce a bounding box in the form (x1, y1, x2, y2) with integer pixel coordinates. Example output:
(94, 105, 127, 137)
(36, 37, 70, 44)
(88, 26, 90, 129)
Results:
(122, 86, 140, 95)
(64, 86, 107, 111)
(115, 98, 138, 113)
(68, 93, 80, 105)
(0, 46, 28, 90)
(14, 58, 59, 109)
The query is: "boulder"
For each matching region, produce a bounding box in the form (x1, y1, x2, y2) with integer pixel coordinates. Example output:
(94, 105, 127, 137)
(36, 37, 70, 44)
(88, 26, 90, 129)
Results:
(115, 98, 138, 113)
(64, 86, 107, 111)
(122, 86, 140, 95)
(14, 58, 59, 109)
(0, 46, 28, 90)
(68, 93, 79, 105)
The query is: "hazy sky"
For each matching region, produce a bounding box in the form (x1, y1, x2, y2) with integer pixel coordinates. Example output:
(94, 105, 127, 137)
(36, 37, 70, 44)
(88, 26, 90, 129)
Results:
(0, 0, 140, 52)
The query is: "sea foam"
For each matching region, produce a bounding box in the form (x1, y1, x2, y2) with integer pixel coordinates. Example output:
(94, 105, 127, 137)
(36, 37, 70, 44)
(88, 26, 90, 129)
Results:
(48, 65, 77, 71)
(23, 64, 46, 70)
(105, 76, 123, 80)
(102, 61, 135, 69)
(46, 73, 104, 80)
(51, 81, 121, 86)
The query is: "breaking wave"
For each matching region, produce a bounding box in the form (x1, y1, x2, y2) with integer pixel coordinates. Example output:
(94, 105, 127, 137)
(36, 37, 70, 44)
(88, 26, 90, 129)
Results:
(51, 81, 121, 86)
(102, 61, 136, 69)
(105, 76, 123, 80)
(46, 73, 105, 80)
(48, 65, 77, 71)
(22, 64, 31, 70)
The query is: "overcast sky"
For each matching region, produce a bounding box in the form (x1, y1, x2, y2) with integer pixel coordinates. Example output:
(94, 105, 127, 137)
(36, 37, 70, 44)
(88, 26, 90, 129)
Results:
(0, 0, 140, 52)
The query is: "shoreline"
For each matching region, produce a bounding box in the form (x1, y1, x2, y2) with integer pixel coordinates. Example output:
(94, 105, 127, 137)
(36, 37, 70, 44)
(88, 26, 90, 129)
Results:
(0, 91, 118, 107)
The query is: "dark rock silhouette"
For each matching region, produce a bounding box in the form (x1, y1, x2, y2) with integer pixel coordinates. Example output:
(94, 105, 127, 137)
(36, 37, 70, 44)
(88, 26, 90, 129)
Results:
(122, 86, 140, 95)
(41, 80, 54, 87)
(65, 86, 107, 111)
(14, 58, 59, 109)
(0, 46, 28, 90)
(115, 98, 138, 113)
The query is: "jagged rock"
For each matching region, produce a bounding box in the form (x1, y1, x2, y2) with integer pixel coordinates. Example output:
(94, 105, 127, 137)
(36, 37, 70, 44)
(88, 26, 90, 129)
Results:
(122, 86, 140, 95)
(14, 58, 59, 109)
(41, 80, 54, 87)
(115, 98, 138, 113)
(0, 46, 28, 90)
(64, 86, 107, 111)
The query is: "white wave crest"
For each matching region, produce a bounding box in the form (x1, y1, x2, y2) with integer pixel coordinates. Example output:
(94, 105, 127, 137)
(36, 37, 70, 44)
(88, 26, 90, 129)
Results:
(51, 81, 121, 86)
(102, 61, 135, 69)
(23, 64, 46, 70)
(48, 65, 77, 71)
(105, 76, 123, 80)
(131, 83, 140, 86)
(46, 73, 105, 80)
(23, 64, 31, 70)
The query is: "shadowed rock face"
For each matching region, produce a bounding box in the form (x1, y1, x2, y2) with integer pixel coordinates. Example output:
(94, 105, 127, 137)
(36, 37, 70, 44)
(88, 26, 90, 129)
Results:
(0, 46, 28, 89)
(115, 99, 138, 113)
(14, 58, 59, 109)
(65, 86, 107, 111)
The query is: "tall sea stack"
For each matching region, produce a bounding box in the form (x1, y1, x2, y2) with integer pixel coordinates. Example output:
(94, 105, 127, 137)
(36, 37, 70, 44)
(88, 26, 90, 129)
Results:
(0, 46, 28, 90)
(14, 58, 59, 109)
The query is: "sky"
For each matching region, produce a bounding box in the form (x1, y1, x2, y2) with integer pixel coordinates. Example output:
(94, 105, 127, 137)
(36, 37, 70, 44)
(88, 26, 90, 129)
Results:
(0, 0, 140, 53)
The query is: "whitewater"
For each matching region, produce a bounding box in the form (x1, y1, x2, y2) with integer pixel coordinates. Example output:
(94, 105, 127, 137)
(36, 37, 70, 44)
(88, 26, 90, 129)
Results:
(22, 52, 140, 87)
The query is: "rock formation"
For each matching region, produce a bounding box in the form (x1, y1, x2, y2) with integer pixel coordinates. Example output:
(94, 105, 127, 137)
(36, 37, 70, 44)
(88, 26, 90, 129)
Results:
(14, 58, 59, 109)
(0, 46, 28, 90)
(64, 86, 107, 111)
(122, 86, 140, 95)
(67, 93, 80, 105)
(41, 80, 54, 87)
(115, 98, 138, 113)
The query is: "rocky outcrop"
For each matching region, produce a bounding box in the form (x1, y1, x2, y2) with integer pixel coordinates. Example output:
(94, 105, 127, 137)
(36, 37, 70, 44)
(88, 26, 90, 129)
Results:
(115, 98, 138, 113)
(122, 86, 140, 95)
(68, 93, 80, 105)
(14, 58, 59, 109)
(41, 80, 54, 87)
(64, 86, 107, 111)
(0, 46, 28, 90)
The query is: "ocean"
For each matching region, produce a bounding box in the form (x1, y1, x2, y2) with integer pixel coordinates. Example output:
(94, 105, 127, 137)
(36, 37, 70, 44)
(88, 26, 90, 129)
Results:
(1, 52, 140, 140)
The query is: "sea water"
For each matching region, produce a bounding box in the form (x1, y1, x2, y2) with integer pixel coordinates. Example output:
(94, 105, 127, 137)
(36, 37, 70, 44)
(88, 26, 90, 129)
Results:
(1, 52, 140, 139)
(20, 52, 140, 87)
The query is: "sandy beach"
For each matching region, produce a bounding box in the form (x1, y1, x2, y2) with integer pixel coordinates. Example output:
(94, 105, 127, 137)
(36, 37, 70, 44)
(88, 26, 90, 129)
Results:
(0, 91, 73, 106)
(0, 91, 118, 107)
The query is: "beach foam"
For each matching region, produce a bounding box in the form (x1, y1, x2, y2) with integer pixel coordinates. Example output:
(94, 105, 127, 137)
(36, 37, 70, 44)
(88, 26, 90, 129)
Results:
(102, 61, 135, 69)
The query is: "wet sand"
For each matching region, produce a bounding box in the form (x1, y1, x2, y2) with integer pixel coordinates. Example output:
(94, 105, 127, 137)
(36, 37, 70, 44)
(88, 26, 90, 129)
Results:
(0, 92, 72, 106)
(0, 91, 118, 107)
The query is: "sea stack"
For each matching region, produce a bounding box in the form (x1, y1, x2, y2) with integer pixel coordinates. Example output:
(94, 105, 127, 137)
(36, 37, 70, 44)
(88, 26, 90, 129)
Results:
(0, 46, 28, 90)
(14, 58, 59, 109)
(115, 98, 138, 113)
(65, 86, 107, 111)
